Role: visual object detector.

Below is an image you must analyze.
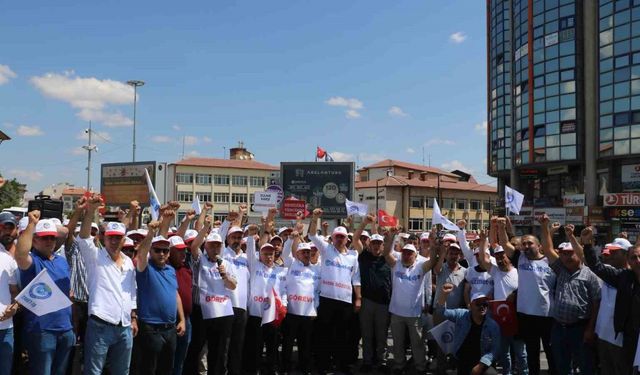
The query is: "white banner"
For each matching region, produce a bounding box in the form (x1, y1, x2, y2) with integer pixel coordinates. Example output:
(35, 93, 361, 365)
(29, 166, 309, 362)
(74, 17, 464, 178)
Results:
(253, 191, 278, 212)
(145, 169, 161, 221)
(432, 199, 459, 231)
(191, 195, 202, 215)
(429, 320, 456, 355)
(345, 199, 368, 217)
(16, 268, 72, 317)
(505, 185, 524, 215)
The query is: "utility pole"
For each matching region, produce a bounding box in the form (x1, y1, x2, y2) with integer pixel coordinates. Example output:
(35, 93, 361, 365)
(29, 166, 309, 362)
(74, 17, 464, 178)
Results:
(127, 80, 145, 162)
(82, 121, 97, 191)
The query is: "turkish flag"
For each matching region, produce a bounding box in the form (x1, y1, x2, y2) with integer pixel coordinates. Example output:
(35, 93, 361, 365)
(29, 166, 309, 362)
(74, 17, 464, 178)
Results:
(489, 299, 518, 337)
(316, 146, 326, 159)
(378, 209, 398, 227)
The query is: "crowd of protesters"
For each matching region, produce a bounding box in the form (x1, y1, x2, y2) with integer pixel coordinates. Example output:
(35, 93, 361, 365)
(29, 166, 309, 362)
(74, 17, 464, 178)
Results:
(0, 193, 639, 375)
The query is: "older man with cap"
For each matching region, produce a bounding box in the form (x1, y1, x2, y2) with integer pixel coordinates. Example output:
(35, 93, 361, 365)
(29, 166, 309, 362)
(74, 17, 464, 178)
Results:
(436, 284, 501, 375)
(135, 223, 186, 375)
(78, 195, 137, 375)
(352, 214, 392, 373)
(0, 212, 18, 375)
(183, 218, 237, 375)
(308, 208, 362, 374)
(540, 216, 600, 375)
(168, 235, 193, 375)
(244, 233, 288, 375)
(383, 227, 438, 375)
(15, 211, 74, 375)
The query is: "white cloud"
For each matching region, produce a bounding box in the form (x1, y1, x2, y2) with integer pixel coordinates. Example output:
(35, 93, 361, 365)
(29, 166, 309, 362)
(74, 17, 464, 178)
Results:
(359, 153, 386, 163)
(425, 138, 455, 146)
(406, 147, 415, 154)
(16, 125, 44, 136)
(441, 160, 474, 174)
(187, 150, 200, 157)
(76, 130, 111, 143)
(325, 96, 364, 119)
(9, 169, 43, 182)
(172, 125, 182, 131)
(203, 136, 212, 143)
(151, 135, 172, 143)
(449, 32, 467, 44)
(184, 136, 198, 146)
(330, 151, 355, 162)
(30, 72, 135, 127)
(0, 65, 17, 85)
(389, 106, 408, 117)
(474, 120, 488, 133)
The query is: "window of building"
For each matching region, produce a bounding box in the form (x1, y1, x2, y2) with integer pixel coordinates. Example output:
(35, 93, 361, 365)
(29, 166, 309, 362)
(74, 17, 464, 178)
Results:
(483, 200, 492, 211)
(214, 193, 229, 203)
(426, 197, 435, 208)
(176, 173, 193, 184)
(232, 176, 247, 186)
(250, 176, 265, 187)
(470, 220, 482, 231)
(457, 200, 467, 210)
(197, 192, 211, 202)
(408, 219, 423, 232)
(177, 191, 193, 202)
(443, 198, 455, 210)
(470, 200, 481, 210)
(213, 214, 227, 223)
(410, 196, 424, 209)
(195, 174, 211, 185)
(214, 175, 229, 185)
(231, 193, 248, 203)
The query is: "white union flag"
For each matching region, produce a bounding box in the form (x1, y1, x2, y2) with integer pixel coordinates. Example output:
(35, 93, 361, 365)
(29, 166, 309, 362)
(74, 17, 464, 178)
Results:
(16, 268, 72, 317)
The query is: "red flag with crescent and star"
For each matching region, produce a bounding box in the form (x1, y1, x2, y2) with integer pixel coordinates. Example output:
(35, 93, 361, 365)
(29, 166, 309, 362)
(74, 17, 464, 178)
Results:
(489, 299, 518, 337)
(316, 146, 327, 159)
(377, 209, 398, 227)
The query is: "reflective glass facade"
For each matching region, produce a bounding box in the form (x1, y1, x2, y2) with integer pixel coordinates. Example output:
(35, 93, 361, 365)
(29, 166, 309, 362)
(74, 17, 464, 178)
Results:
(488, 0, 513, 174)
(598, 0, 640, 156)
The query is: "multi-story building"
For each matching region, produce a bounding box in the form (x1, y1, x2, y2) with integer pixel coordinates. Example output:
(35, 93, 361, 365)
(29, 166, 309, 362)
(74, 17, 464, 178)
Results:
(166, 145, 279, 223)
(487, 0, 640, 240)
(61, 187, 86, 213)
(355, 160, 497, 233)
(41, 182, 76, 199)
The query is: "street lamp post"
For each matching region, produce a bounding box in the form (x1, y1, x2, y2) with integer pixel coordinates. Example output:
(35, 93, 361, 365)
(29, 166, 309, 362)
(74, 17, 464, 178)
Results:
(127, 80, 145, 162)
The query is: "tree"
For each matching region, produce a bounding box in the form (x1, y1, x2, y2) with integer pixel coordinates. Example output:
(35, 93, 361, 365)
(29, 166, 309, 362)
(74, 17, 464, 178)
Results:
(0, 175, 25, 209)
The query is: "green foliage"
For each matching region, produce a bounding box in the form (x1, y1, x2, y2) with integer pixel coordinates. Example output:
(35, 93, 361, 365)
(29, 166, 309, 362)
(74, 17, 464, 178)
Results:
(0, 175, 24, 210)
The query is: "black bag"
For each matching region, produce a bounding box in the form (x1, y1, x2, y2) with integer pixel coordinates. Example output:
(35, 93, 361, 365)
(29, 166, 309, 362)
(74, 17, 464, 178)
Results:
(28, 194, 63, 220)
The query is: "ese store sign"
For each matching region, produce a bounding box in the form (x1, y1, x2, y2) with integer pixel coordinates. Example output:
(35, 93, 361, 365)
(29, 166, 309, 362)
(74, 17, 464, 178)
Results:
(606, 208, 640, 222)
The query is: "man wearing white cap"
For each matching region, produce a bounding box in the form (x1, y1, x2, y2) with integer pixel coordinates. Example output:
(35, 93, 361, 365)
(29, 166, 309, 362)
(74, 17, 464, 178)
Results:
(383, 229, 437, 375)
(353, 215, 392, 372)
(135, 223, 186, 375)
(540, 215, 601, 375)
(244, 235, 288, 375)
(78, 194, 138, 375)
(436, 285, 501, 374)
(15, 211, 74, 375)
(183, 218, 237, 375)
(281, 235, 320, 375)
(168, 235, 193, 375)
(308, 208, 361, 374)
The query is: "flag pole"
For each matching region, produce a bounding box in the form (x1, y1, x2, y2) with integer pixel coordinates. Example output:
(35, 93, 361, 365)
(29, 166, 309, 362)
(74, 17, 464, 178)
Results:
(315, 146, 318, 162)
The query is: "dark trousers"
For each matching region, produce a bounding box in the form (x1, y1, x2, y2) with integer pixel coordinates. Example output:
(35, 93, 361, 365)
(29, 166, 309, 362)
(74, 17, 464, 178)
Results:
(66, 301, 88, 375)
(137, 321, 177, 375)
(228, 307, 247, 375)
(281, 314, 314, 372)
(517, 313, 556, 375)
(183, 305, 234, 375)
(244, 316, 279, 375)
(316, 297, 354, 372)
(550, 320, 594, 375)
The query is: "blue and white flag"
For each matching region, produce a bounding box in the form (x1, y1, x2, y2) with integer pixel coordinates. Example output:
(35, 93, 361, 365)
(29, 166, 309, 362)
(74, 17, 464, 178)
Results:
(191, 195, 202, 215)
(345, 199, 368, 217)
(505, 185, 525, 215)
(428, 320, 456, 355)
(432, 199, 460, 231)
(144, 168, 161, 221)
(16, 268, 72, 317)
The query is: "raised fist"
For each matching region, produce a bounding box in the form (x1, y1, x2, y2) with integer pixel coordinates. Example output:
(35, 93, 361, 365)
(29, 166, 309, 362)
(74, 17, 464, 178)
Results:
(550, 222, 561, 234)
(321, 221, 329, 229)
(28, 210, 41, 225)
(364, 214, 376, 224)
(87, 194, 103, 211)
(227, 211, 239, 222)
(204, 202, 214, 210)
(312, 208, 323, 218)
(75, 196, 87, 211)
(168, 201, 181, 210)
(564, 224, 575, 237)
(457, 219, 467, 229)
(537, 214, 550, 225)
(162, 209, 176, 219)
(267, 207, 278, 218)
(185, 209, 196, 221)
(147, 220, 161, 231)
(581, 227, 594, 244)
(238, 204, 248, 214)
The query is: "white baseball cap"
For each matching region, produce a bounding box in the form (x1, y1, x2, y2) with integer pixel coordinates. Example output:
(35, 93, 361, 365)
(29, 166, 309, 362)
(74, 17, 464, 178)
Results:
(420, 233, 430, 241)
(91, 222, 99, 231)
(270, 235, 283, 243)
(227, 227, 243, 236)
(471, 292, 488, 303)
(151, 236, 170, 246)
(123, 237, 135, 248)
(206, 233, 223, 243)
(278, 227, 291, 236)
(105, 222, 126, 237)
(493, 245, 505, 254)
(442, 233, 457, 242)
(402, 244, 417, 252)
(612, 238, 633, 251)
(297, 242, 312, 252)
(35, 219, 58, 237)
(557, 242, 574, 251)
(332, 226, 348, 238)
(360, 231, 371, 239)
(260, 243, 275, 251)
(448, 243, 461, 251)
(184, 229, 198, 243)
(169, 236, 188, 249)
(18, 217, 28, 234)
(370, 234, 384, 242)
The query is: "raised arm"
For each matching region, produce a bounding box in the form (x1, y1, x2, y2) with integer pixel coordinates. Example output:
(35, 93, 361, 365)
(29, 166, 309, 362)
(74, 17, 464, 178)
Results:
(433, 242, 447, 275)
(353, 214, 375, 254)
(128, 200, 141, 230)
(190, 216, 211, 262)
(565, 224, 584, 262)
(176, 209, 196, 239)
(477, 230, 493, 272)
(321, 221, 329, 237)
(382, 227, 397, 267)
(538, 214, 559, 264)
(15, 210, 39, 270)
(308, 209, 320, 237)
(237, 204, 248, 227)
(195, 202, 213, 232)
(422, 227, 439, 273)
(260, 208, 277, 246)
(136, 220, 158, 272)
(489, 216, 498, 247)
(80, 194, 102, 239)
(455, 219, 474, 266)
(496, 218, 515, 258)
(308, 209, 329, 254)
(65, 197, 86, 253)
(581, 227, 623, 287)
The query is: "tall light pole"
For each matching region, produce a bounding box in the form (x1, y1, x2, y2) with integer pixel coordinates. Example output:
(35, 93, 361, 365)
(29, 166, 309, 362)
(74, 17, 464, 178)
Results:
(82, 122, 98, 191)
(127, 80, 145, 162)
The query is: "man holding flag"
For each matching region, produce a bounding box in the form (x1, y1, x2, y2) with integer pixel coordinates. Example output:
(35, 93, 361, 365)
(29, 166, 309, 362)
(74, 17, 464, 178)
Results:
(15, 210, 74, 375)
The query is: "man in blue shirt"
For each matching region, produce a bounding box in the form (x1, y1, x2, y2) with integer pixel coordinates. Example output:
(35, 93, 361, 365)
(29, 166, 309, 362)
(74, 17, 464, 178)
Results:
(435, 284, 501, 375)
(135, 221, 186, 375)
(15, 211, 74, 375)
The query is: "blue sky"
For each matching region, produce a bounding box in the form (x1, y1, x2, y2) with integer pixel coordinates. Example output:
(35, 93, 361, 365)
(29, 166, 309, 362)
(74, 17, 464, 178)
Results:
(0, 0, 491, 196)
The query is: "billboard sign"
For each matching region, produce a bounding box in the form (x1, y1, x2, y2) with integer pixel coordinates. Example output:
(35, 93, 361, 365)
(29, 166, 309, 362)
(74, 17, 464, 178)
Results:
(281, 162, 354, 218)
(101, 161, 156, 206)
(604, 192, 640, 207)
(622, 164, 640, 191)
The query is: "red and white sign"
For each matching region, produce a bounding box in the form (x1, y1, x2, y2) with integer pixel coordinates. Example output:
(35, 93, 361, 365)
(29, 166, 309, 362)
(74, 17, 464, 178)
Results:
(281, 198, 306, 220)
(604, 193, 640, 207)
